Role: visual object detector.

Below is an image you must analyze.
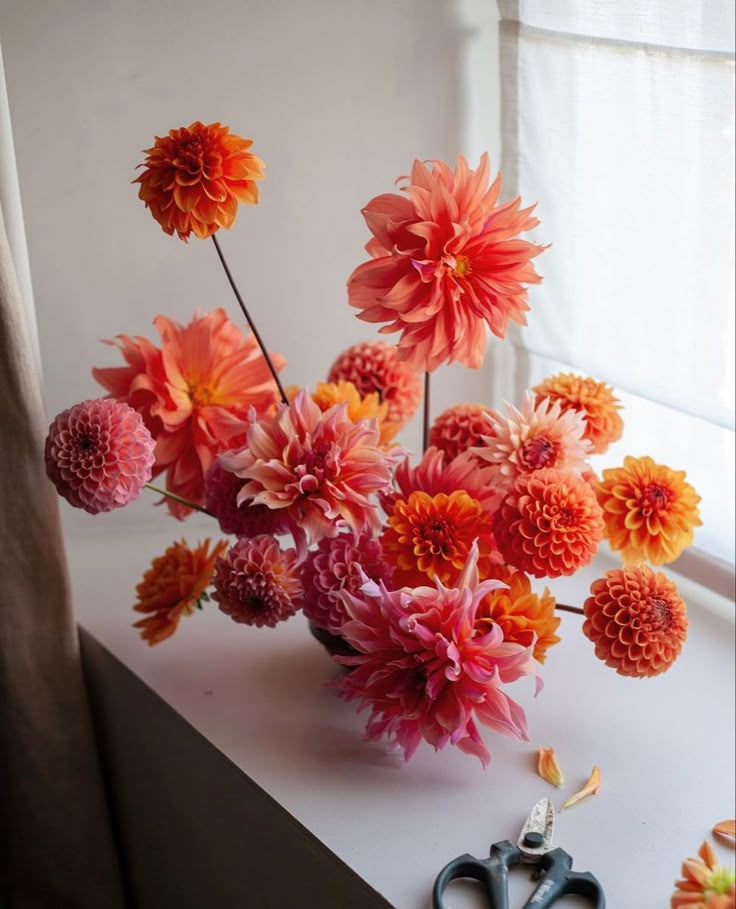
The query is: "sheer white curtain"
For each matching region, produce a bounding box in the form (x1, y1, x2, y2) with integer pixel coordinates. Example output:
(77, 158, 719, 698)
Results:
(498, 0, 735, 591)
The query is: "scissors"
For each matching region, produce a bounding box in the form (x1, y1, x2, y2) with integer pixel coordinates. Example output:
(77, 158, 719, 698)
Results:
(432, 798, 605, 908)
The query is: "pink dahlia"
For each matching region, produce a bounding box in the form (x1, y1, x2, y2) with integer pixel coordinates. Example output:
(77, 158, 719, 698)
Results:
(429, 402, 498, 462)
(473, 392, 592, 496)
(204, 458, 289, 538)
(327, 340, 422, 427)
(212, 534, 302, 628)
(347, 154, 546, 372)
(221, 390, 399, 547)
(45, 398, 155, 514)
(335, 543, 541, 766)
(301, 530, 394, 635)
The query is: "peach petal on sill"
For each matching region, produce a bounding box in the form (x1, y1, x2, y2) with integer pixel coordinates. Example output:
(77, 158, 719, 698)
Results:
(560, 766, 601, 812)
(713, 820, 736, 847)
(537, 746, 564, 788)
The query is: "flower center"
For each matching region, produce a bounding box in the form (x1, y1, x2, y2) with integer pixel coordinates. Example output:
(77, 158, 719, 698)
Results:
(188, 380, 215, 408)
(295, 441, 338, 494)
(419, 519, 454, 557)
(453, 254, 471, 277)
(521, 435, 557, 469)
(648, 596, 673, 630)
(640, 482, 672, 517)
(555, 507, 576, 528)
(76, 433, 98, 454)
(175, 137, 205, 175)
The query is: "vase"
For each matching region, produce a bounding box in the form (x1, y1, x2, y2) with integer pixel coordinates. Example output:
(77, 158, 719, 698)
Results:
(307, 620, 359, 659)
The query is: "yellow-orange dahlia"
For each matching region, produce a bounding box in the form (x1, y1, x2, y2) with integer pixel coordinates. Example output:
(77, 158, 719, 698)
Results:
(476, 565, 560, 663)
(381, 490, 498, 587)
(583, 565, 688, 678)
(671, 840, 735, 908)
(596, 455, 702, 565)
(429, 402, 497, 462)
(135, 121, 264, 240)
(533, 372, 623, 455)
(493, 468, 605, 578)
(310, 380, 398, 445)
(133, 538, 227, 645)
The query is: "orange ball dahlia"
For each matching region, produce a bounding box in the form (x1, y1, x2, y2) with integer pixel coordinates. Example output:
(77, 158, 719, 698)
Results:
(583, 565, 688, 678)
(135, 121, 264, 240)
(347, 154, 546, 372)
(493, 468, 605, 578)
(476, 566, 560, 663)
(327, 340, 422, 427)
(133, 538, 227, 645)
(533, 372, 623, 455)
(429, 402, 497, 462)
(596, 455, 702, 565)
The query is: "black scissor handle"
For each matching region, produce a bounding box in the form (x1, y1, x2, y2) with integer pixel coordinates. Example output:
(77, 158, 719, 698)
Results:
(433, 840, 521, 909)
(522, 848, 605, 908)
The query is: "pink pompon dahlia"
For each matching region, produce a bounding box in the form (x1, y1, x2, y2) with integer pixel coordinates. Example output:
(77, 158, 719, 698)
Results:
(212, 535, 302, 628)
(327, 340, 423, 427)
(429, 402, 498, 462)
(204, 458, 290, 538)
(93, 308, 285, 518)
(45, 398, 155, 514)
(493, 468, 605, 578)
(347, 154, 546, 373)
(473, 392, 592, 496)
(301, 530, 394, 635)
(221, 390, 399, 548)
(335, 543, 542, 766)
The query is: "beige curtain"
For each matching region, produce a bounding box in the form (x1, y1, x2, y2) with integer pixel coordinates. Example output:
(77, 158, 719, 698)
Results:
(0, 200, 126, 907)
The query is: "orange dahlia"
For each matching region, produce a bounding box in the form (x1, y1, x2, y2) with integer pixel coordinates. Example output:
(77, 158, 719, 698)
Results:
(133, 538, 227, 645)
(135, 121, 264, 240)
(381, 489, 497, 587)
(476, 565, 560, 663)
(533, 373, 623, 455)
(347, 154, 546, 372)
(429, 402, 497, 462)
(310, 380, 397, 445)
(583, 565, 688, 678)
(671, 840, 735, 908)
(596, 456, 702, 565)
(327, 340, 422, 426)
(493, 468, 605, 578)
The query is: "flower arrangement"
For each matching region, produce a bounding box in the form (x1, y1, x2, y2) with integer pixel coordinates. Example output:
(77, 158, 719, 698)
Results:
(45, 121, 704, 769)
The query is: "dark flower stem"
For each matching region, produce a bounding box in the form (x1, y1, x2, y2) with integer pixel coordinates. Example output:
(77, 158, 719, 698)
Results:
(422, 371, 430, 452)
(555, 603, 585, 616)
(145, 482, 215, 518)
(211, 233, 288, 405)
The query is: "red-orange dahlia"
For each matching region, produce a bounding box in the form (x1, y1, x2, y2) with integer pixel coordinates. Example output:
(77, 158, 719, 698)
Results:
(327, 340, 422, 427)
(347, 154, 546, 372)
(583, 564, 688, 678)
(133, 538, 227, 645)
(476, 565, 560, 663)
(429, 402, 497, 462)
(493, 468, 605, 578)
(533, 372, 623, 455)
(596, 456, 702, 565)
(135, 121, 264, 240)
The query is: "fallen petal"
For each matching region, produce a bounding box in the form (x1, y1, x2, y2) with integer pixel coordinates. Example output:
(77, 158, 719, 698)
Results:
(713, 819, 736, 847)
(537, 746, 564, 787)
(561, 766, 601, 811)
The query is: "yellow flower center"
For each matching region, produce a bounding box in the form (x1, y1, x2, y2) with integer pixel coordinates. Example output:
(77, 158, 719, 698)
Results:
(454, 254, 471, 277)
(188, 380, 216, 407)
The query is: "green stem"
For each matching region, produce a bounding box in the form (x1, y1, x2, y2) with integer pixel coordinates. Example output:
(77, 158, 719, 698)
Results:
(145, 483, 215, 518)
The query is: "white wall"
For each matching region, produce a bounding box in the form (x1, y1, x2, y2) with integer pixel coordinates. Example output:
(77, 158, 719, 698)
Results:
(0, 0, 500, 529)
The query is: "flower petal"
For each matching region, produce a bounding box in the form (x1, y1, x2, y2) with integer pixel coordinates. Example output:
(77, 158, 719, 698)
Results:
(537, 746, 564, 787)
(560, 766, 601, 811)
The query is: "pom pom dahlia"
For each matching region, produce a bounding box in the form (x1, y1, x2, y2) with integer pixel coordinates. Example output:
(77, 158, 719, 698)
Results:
(671, 840, 735, 908)
(204, 459, 289, 538)
(93, 308, 285, 518)
(583, 565, 688, 678)
(336, 543, 541, 766)
(347, 154, 546, 372)
(493, 468, 605, 578)
(429, 402, 498, 462)
(212, 535, 302, 628)
(45, 398, 155, 514)
(301, 530, 394, 635)
(533, 372, 623, 455)
(596, 455, 702, 565)
(327, 340, 422, 426)
(133, 538, 227, 645)
(135, 121, 264, 240)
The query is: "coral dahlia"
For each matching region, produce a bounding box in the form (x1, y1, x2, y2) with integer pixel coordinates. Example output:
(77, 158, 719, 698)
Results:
(135, 121, 264, 240)
(347, 154, 546, 372)
(583, 565, 688, 678)
(45, 398, 155, 514)
(212, 535, 302, 628)
(671, 840, 735, 908)
(493, 468, 605, 578)
(429, 402, 498, 462)
(596, 456, 702, 565)
(335, 543, 541, 766)
(533, 372, 623, 455)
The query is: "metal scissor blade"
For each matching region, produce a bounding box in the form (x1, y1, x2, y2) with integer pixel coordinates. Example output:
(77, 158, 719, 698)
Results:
(518, 798, 555, 862)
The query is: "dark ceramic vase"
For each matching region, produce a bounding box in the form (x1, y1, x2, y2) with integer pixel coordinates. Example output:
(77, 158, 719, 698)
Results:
(307, 620, 359, 659)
